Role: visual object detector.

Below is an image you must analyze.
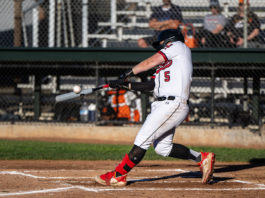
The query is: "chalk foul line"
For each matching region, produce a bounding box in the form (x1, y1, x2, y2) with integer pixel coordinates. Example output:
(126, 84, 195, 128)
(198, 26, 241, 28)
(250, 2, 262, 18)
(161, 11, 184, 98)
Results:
(0, 170, 265, 197)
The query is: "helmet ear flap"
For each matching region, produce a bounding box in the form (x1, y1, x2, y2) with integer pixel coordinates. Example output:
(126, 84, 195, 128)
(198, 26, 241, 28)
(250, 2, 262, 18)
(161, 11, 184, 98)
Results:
(152, 41, 163, 51)
(162, 36, 176, 48)
(152, 29, 184, 51)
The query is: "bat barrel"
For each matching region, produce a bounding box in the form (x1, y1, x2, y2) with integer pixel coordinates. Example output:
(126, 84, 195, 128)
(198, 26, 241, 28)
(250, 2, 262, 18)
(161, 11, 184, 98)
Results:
(55, 88, 93, 103)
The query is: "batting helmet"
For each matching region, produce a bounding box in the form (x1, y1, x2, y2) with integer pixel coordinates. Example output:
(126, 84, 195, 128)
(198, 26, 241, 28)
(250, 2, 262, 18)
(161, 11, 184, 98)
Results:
(152, 29, 185, 51)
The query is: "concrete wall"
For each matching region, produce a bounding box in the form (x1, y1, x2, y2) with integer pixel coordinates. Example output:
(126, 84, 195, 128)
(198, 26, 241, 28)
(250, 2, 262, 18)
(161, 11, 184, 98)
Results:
(0, 123, 265, 148)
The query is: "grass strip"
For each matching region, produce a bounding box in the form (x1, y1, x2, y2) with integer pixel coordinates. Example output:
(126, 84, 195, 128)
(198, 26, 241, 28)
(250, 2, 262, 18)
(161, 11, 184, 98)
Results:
(0, 139, 264, 162)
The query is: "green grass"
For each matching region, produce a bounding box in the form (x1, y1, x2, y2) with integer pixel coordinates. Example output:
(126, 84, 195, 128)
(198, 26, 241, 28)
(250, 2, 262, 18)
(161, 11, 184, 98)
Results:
(0, 139, 264, 162)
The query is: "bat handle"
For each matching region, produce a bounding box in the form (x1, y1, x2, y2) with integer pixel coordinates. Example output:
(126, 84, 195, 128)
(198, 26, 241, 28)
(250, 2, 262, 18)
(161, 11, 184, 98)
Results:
(93, 84, 109, 91)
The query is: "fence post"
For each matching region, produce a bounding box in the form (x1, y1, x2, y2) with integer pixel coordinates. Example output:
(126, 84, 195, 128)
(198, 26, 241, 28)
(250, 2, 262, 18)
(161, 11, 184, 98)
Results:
(210, 64, 215, 127)
(252, 75, 260, 125)
(14, 0, 22, 47)
(243, 0, 248, 48)
(49, 0, 55, 47)
(82, 0, 88, 47)
(34, 75, 41, 120)
(111, 0, 117, 30)
(95, 62, 99, 123)
(33, 6, 39, 47)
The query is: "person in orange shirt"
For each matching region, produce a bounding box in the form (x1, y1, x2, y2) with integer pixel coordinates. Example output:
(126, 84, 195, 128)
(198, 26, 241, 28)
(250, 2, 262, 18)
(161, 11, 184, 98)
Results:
(106, 89, 141, 122)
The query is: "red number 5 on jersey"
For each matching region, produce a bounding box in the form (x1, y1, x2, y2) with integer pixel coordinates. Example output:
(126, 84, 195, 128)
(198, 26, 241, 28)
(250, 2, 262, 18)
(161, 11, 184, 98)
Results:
(164, 71, 170, 82)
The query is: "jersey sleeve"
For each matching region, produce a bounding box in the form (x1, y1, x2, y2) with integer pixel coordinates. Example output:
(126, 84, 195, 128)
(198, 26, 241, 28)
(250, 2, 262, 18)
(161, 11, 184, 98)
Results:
(159, 43, 180, 61)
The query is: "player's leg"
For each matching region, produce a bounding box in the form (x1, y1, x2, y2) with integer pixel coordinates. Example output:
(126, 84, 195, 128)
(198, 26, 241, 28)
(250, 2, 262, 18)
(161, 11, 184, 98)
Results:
(153, 127, 215, 184)
(134, 101, 188, 150)
(152, 127, 201, 162)
(95, 100, 175, 186)
(95, 145, 146, 186)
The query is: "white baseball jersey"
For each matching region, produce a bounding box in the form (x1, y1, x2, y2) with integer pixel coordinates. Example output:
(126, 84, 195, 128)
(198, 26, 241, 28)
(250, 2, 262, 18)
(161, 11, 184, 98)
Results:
(134, 41, 193, 155)
(153, 41, 193, 101)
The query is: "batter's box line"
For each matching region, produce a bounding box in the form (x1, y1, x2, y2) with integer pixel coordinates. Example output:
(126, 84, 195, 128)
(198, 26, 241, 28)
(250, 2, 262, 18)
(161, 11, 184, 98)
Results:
(0, 186, 265, 197)
(0, 171, 93, 179)
(1, 170, 264, 189)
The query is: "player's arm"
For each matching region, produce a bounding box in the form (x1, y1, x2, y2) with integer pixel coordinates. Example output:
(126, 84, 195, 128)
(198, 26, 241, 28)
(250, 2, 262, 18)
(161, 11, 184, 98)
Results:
(130, 80, 155, 92)
(109, 52, 164, 90)
(132, 52, 165, 75)
(109, 79, 155, 92)
(116, 52, 164, 81)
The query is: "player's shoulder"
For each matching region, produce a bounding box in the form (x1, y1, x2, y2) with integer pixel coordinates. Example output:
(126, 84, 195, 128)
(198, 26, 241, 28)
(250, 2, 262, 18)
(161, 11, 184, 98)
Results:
(162, 41, 187, 53)
(171, 41, 186, 49)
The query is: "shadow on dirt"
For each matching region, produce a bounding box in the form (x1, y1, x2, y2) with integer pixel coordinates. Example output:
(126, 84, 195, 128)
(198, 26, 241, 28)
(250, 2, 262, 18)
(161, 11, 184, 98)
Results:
(214, 158, 265, 173)
(127, 158, 265, 185)
(127, 171, 233, 185)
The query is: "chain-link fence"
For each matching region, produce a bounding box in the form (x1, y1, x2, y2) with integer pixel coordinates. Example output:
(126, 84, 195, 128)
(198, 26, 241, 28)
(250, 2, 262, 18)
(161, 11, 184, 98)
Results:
(0, 0, 265, 130)
(1, 0, 265, 48)
(0, 49, 265, 129)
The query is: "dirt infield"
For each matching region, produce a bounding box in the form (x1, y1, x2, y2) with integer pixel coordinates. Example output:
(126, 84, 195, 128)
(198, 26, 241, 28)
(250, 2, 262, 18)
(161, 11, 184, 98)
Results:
(0, 160, 265, 198)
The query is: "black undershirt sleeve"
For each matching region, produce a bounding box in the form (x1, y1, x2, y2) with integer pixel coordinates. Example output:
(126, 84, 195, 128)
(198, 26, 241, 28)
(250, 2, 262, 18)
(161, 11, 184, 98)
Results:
(130, 79, 155, 92)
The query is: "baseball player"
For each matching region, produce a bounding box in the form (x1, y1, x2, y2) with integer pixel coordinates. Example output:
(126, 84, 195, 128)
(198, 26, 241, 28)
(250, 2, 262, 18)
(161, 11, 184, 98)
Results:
(95, 29, 215, 186)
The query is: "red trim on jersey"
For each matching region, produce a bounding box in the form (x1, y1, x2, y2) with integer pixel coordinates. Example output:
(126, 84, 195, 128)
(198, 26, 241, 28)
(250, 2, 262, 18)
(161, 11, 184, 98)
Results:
(158, 51, 168, 62)
(156, 60, 172, 74)
(151, 75, 156, 79)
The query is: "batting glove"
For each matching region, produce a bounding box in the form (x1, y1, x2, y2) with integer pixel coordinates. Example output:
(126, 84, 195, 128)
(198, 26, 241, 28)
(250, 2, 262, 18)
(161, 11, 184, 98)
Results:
(119, 69, 134, 80)
(109, 79, 130, 89)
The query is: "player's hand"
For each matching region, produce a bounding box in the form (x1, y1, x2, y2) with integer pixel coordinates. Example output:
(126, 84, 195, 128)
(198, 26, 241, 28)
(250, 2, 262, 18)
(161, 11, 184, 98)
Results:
(119, 69, 134, 80)
(109, 79, 129, 89)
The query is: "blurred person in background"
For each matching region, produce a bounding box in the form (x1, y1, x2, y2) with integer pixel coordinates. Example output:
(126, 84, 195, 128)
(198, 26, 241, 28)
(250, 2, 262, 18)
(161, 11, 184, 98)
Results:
(226, 0, 263, 48)
(38, 1, 48, 47)
(199, 0, 228, 48)
(138, 0, 182, 48)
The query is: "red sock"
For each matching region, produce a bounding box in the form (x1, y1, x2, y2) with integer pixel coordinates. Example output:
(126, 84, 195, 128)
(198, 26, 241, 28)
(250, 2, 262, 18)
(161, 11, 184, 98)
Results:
(115, 154, 136, 176)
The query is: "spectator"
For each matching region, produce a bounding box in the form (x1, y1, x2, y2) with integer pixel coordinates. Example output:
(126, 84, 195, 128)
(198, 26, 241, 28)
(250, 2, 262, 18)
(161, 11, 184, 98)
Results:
(226, 0, 262, 48)
(199, 0, 227, 48)
(137, 0, 182, 48)
(38, 1, 48, 47)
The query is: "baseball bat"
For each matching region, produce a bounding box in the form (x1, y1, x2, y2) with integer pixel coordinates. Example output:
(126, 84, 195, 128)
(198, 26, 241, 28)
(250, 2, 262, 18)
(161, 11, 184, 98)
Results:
(55, 84, 109, 103)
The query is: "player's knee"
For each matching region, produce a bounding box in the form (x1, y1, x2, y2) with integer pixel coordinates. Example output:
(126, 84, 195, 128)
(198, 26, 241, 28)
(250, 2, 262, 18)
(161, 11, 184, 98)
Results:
(154, 144, 172, 157)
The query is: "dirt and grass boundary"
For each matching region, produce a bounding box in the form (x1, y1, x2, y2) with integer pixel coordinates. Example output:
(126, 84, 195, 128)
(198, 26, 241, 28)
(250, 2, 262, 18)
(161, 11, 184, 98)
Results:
(0, 122, 265, 149)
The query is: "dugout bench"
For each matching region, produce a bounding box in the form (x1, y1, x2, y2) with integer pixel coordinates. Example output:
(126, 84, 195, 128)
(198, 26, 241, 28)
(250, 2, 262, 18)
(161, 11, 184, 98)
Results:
(0, 48, 265, 127)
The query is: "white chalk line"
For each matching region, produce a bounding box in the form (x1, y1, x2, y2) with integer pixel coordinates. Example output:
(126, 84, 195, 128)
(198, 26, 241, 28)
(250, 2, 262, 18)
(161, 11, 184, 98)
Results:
(21, 168, 189, 173)
(0, 187, 75, 197)
(0, 171, 93, 179)
(1, 169, 265, 197)
(146, 169, 188, 172)
(1, 170, 263, 186)
(0, 186, 265, 197)
(23, 169, 97, 173)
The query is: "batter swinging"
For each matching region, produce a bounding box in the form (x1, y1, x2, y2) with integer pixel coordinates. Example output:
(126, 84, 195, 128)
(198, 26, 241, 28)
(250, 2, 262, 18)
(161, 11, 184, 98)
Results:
(95, 29, 215, 186)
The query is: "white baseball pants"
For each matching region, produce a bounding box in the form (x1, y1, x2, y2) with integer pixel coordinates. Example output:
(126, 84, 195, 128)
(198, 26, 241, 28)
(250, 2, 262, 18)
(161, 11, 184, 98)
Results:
(134, 100, 189, 157)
